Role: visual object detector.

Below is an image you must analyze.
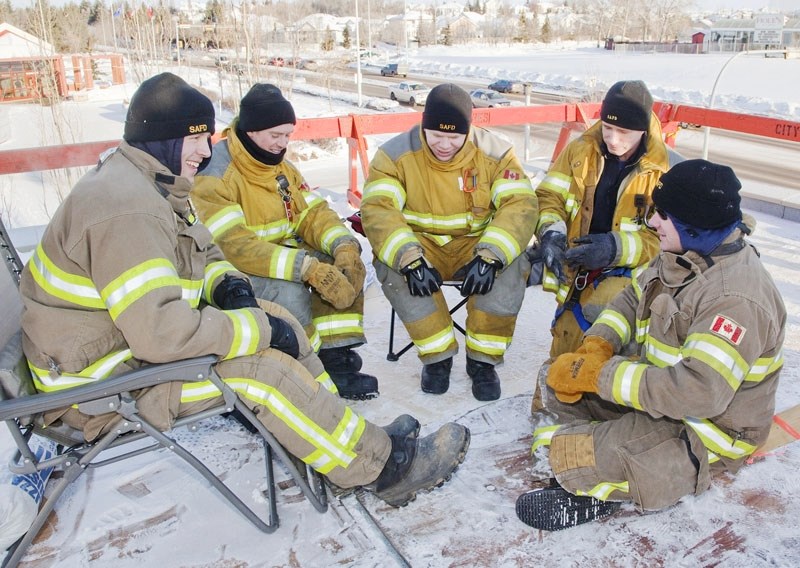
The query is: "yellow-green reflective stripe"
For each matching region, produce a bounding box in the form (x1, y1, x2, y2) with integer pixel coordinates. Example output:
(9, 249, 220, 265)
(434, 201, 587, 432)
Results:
(29, 244, 104, 308)
(683, 417, 757, 460)
(313, 315, 364, 338)
(309, 329, 322, 352)
(644, 335, 682, 367)
(415, 325, 456, 356)
(619, 217, 641, 232)
(379, 227, 418, 267)
(362, 180, 407, 209)
(577, 481, 629, 500)
(635, 317, 649, 343)
(403, 210, 472, 230)
(315, 371, 338, 394)
(491, 178, 533, 208)
(222, 309, 260, 359)
(617, 231, 640, 266)
(269, 247, 298, 280)
(466, 332, 510, 356)
(611, 360, 646, 410)
(320, 226, 352, 253)
(683, 332, 748, 391)
(302, 192, 326, 208)
(537, 172, 571, 196)
(103, 259, 179, 321)
(206, 205, 244, 238)
(531, 425, 560, 453)
(180, 279, 203, 308)
(204, 262, 235, 304)
(536, 212, 563, 233)
(250, 219, 292, 241)
(180, 377, 361, 468)
(30, 348, 133, 392)
(424, 233, 453, 246)
(594, 309, 631, 345)
(479, 226, 520, 265)
(746, 351, 783, 382)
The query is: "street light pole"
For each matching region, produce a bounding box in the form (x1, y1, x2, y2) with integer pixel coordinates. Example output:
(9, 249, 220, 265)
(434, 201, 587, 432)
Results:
(355, 0, 362, 107)
(702, 48, 787, 159)
(175, 20, 181, 66)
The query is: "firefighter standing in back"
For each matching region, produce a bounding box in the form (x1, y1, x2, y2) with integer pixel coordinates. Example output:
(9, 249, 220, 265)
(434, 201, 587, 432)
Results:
(532, 80, 683, 369)
(19, 73, 470, 508)
(192, 84, 378, 400)
(361, 84, 538, 401)
(516, 160, 786, 530)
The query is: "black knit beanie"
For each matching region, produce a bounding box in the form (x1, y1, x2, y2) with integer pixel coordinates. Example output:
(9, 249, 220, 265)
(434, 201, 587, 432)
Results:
(238, 83, 296, 132)
(652, 159, 742, 229)
(124, 73, 215, 142)
(600, 80, 653, 132)
(422, 83, 472, 135)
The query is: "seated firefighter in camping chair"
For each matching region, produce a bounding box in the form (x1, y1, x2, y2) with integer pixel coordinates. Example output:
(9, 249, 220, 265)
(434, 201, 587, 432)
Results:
(11, 73, 471, 545)
(360, 83, 539, 401)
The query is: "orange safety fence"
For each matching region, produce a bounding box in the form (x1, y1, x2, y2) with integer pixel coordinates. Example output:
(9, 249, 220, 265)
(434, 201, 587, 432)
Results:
(1, 102, 798, 210)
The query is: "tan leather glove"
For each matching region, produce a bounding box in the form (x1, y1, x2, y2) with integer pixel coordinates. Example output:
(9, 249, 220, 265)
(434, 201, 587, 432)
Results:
(301, 257, 357, 309)
(546, 336, 614, 403)
(333, 243, 366, 294)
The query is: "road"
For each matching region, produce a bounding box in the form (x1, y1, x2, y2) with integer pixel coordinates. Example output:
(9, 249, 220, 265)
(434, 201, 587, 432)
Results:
(231, 61, 800, 194)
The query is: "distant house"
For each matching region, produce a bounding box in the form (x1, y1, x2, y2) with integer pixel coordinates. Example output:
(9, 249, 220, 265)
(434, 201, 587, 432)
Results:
(0, 22, 66, 102)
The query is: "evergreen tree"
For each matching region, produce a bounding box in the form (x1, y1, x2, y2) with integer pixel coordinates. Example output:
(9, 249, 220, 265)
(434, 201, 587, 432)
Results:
(321, 26, 335, 51)
(342, 23, 351, 48)
(541, 15, 551, 43)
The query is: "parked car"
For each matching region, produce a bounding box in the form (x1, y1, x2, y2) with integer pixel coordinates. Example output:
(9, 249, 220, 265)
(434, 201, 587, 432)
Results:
(470, 88, 512, 108)
(381, 63, 408, 77)
(488, 79, 516, 93)
(388, 81, 431, 106)
(268, 57, 285, 67)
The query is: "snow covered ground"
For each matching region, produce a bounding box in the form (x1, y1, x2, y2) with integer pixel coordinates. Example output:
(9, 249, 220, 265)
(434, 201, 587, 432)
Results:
(1, 44, 799, 566)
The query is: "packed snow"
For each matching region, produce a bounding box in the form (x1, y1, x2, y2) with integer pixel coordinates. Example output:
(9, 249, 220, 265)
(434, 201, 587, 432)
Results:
(1, 43, 799, 566)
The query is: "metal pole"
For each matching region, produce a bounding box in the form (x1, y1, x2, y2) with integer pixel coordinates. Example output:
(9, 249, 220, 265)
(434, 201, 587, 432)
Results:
(702, 48, 787, 159)
(523, 82, 531, 162)
(355, 0, 362, 107)
(175, 20, 181, 67)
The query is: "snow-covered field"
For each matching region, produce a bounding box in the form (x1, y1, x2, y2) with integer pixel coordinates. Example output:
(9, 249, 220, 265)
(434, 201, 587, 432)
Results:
(1, 43, 799, 566)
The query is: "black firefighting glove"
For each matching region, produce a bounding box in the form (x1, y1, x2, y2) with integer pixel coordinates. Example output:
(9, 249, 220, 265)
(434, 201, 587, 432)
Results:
(400, 257, 443, 297)
(266, 313, 300, 359)
(213, 274, 259, 310)
(539, 229, 568, 284)
(456, 255, 502, 297)
(565, 233, 617, 271)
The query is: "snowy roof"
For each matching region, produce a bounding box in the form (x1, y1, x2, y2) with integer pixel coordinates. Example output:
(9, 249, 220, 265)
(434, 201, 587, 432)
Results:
(0, 22, 55, 59)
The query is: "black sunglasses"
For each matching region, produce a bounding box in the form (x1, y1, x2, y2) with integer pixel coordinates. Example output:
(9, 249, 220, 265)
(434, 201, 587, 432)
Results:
(644, 205, 669, 227)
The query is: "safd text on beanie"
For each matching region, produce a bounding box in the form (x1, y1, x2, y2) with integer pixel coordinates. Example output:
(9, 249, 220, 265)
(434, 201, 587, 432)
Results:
(124, 72, 215, 142)
(238, 83, 297, 132)
(600, 80, 653, 132)
(421, 83, 473, 135)
(652, 159, 742, 229)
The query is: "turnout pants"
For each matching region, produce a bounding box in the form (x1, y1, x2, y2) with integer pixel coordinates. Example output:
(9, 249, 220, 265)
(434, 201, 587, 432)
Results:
(56, 301, 389, 489)
(540, 392, 715, 511)
(249, 248, 366, 353)
(375, 234, 531, 366)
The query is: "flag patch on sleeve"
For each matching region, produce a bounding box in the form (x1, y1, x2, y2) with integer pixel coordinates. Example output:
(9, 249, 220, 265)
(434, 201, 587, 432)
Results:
(503, 170, 520, 180)
(710, 314, 746, 346)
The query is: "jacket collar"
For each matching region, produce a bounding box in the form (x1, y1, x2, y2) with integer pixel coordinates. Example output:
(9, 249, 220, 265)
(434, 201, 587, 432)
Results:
(584, 113, 669, 173)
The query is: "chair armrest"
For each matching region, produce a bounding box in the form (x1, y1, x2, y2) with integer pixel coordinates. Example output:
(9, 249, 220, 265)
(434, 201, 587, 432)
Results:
(0, 355, 218, 421)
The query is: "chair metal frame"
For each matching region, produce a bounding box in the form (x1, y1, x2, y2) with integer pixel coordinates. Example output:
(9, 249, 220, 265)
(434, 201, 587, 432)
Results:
(0, 218, 327, 568)
(387, 281, 468, 361)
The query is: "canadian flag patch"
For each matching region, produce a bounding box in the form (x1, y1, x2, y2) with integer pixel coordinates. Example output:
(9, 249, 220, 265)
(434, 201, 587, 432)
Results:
(503, 169, 520, 180)
(710, 314, 746, 346)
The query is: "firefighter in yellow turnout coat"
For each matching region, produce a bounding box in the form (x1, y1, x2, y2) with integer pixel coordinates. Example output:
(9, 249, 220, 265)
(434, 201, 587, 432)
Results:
(532, 80, 683, 368)
(19, 73, 470, 507)
(193, 84, 378, 400)
(516, 160, 785, 531)
(361, 84, 538, 401)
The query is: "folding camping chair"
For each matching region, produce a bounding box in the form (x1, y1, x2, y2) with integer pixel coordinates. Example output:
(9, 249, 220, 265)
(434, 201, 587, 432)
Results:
(0, 219, 327, 568)
(387, 281, 468, 361)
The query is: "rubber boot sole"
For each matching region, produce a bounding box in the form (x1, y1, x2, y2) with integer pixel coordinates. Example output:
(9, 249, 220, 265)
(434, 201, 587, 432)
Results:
(515, 485, 621, 531)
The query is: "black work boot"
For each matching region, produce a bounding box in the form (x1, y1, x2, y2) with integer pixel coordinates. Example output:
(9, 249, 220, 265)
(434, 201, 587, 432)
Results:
(515, 478, 622, 531)
(421, 357, 453, 394)
(368, 422, 471, 507)
(318, 345, 363, 374)
(330, 371, 379, 401)
(382, 414, 421, 440)
(466, 357, 501, 401)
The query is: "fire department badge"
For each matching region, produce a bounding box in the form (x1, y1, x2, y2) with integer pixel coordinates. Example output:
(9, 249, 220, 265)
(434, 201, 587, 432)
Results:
(710, 314, 746, 346)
